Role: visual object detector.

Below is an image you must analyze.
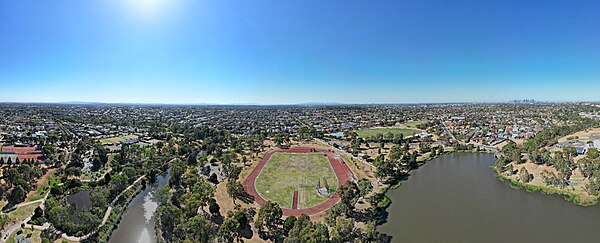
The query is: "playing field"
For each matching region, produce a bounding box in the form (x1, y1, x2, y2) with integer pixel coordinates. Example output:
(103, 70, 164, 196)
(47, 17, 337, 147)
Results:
(99, 134, 138, 144)
(402, 120, 428, 128)
(355, 127, 419, 138)
(255, 152, 338, 209)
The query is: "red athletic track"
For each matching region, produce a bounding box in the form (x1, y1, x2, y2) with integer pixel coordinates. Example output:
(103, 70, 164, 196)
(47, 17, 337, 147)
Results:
(242, 147, 354, 216)
(292, 191, 299, 209)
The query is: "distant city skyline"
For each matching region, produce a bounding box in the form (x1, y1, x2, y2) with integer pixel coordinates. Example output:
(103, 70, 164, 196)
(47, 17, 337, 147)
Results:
(1, 0, 599, 104)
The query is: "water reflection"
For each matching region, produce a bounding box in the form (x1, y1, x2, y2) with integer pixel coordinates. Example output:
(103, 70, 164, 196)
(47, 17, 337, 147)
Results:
(109, 168, 171, 243)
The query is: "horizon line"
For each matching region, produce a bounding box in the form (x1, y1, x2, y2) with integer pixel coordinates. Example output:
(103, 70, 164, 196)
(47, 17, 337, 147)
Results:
(0, 100, 598, 106)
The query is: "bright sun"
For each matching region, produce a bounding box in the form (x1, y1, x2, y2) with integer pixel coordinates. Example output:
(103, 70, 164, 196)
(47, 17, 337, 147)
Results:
(123, 0, 173, 20)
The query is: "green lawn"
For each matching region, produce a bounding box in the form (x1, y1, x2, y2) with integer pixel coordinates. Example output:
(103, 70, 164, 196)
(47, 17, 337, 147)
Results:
(355, 127, 420, 139)
(30, 173, 60, 201)
(6, 203, 40, 224)
(99, 134, 138, 144)
(7, 228, 43, 243)
(255, 152, 338, 209)
(402, 120, 428, 128)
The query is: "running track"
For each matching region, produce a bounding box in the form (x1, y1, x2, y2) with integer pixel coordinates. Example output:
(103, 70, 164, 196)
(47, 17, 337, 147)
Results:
(242, 147, 354, 216)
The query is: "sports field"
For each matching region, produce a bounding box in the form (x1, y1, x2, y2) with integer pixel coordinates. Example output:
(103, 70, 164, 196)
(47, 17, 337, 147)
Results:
(99, 134, 138, 144)
(254, 152, 338, 209)
(355, 127, 419, 138)
(402, 120, 428, 128)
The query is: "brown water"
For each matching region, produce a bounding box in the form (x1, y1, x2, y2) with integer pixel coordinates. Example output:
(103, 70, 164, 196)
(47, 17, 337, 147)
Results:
(380, 153, 600, 243)
(108, 168, 171, 243)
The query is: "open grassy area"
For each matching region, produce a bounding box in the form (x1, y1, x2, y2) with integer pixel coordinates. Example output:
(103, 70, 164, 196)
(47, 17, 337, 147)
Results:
(29, 172, 60, 201)
(255, 152, 338, 209)
(6, 228, 43, 243)
(355, 127, 420, 139)
(99, 134, 138, 144)
(5, 202, 40, 226)
(402, 120, 428, 128)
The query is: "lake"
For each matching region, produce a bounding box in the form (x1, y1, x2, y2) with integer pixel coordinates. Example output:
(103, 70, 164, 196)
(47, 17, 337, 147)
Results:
(379, 152, 600, 243)
(108, 168, 171, 243)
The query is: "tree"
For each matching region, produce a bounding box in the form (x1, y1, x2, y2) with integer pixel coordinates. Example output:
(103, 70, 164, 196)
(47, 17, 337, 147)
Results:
(208, 198, 220, 216)
(108, 173, 129, 196)
(587, 148, 599, 159)
(218, 210, 249, 243)
(330, 217, 355, 243)
(226, 180, 245, 204)
(158, 204, 182, 237)
(358, 179, 373, 197)
(518, 167, 532, 183)
(186, 215, 215, 242)
(274, 134, 287, 148)
(339, 181, 359, 214)
(285, 214, 330, 243)
(563, 146, 577, 158)
(187, 152, 198, 165)
(0, 214, 9, 230)
(255, 201, 283, 236)
(283, 216, 297, 236)
(8, 185, 27, 206)
(122, 166, 136, 182)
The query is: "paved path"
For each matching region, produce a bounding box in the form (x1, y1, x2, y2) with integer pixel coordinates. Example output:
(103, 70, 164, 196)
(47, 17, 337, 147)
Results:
(60, 175, 145, 241)
(242, 147, 354, 216)
(1, 191, 50, 243)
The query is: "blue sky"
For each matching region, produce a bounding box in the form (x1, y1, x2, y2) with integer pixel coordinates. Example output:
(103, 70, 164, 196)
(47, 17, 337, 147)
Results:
(1, 0, 599, 104)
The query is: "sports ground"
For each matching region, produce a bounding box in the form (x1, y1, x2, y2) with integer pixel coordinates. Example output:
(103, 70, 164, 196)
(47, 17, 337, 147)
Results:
(243, 148, 354, 216)
(355, 127, 419, 138)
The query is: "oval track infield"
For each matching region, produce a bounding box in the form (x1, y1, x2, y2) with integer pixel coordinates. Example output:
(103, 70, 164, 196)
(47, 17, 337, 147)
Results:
(242, 147, 354, 216)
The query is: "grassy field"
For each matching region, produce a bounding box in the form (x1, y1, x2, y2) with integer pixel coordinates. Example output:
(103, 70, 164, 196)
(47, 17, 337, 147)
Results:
(5, 202, 40, 226)
(29, 172, 60, 201)
(99, 134, 138, 144)
(355, 127, 420, 139)
(6, 228, 43, 243)
(402, 120, 428, 128)
(255, 152, 338, 209)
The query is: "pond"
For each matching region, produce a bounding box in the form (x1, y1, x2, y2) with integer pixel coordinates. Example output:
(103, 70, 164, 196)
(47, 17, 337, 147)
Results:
(379, 153, 600, 243)
(108, 168, 171, 243)
(66, 189, 92, 217)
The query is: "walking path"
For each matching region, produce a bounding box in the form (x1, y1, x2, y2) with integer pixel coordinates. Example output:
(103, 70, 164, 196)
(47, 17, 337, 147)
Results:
(60, 175, 145, 241)
(1, 175, 145, 243)
(1, 191, 50, 243)
(242, 147, 354, 216)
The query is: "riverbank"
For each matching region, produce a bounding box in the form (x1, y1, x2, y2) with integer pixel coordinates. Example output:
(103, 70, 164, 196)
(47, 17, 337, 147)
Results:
(85, 181, 144, 242)
(496, 173, 599, 206)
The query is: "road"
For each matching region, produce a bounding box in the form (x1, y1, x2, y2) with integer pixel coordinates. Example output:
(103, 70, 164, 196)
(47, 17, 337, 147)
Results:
(439, 120, 500, 153)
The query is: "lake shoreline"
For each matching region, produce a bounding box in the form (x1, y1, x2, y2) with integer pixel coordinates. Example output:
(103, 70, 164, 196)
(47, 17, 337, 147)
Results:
(380, 152, 600, 242)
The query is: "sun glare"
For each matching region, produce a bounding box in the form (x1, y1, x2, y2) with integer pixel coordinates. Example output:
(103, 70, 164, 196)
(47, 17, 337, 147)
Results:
(122, 0, 173, 20)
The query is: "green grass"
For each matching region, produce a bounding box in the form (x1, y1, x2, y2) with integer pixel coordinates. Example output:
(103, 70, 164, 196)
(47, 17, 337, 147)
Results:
(6, 203, 40, 223)
(30, 174, 60, 201)
(7, 228, 43, 243)
(402, 120, 428, 128)
(355, 127, 420, 139)
(255, 152, 338, 209)
(99, 134, 137, 144)
(497, 174, 598, 206)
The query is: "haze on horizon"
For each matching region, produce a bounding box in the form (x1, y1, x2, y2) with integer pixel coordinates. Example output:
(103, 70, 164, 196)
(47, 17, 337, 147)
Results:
(1, 0, 599, 104)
